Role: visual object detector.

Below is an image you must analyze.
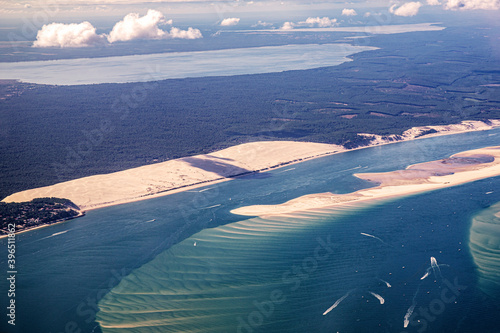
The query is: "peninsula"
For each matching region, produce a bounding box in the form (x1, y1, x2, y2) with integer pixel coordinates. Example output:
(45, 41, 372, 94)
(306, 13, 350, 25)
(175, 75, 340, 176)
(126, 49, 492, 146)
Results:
(2, 120, 499, 234)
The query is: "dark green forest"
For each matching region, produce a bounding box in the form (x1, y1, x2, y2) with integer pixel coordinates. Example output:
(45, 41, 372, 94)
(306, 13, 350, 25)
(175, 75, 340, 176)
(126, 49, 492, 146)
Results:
(0, 197, 80, 233)
(1, 26, 499, 200)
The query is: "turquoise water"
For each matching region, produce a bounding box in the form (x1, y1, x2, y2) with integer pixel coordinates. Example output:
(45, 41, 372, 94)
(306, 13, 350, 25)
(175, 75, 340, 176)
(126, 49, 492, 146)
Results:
(0, 44, 376, 85)
(1, 129, 500, 333)
(469, 201, 500, 299)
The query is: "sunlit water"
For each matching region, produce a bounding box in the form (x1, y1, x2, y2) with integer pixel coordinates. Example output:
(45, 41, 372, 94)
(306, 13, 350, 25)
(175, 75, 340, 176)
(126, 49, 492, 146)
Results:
(0, 44, 377, 85)
(1, 129, 500, 333)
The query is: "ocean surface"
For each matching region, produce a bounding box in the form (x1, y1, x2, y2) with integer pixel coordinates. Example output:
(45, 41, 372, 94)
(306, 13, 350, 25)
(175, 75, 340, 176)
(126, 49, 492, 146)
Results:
(0, 43, 377, 85)
(1, 129, 500, 333)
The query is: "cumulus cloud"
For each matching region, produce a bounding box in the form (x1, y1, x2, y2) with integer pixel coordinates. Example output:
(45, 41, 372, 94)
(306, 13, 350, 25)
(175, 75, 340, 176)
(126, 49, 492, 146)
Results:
(220, 17, 240, 26)
(33, 9, 202, 47)
(281, 21, 296, 30)
(443, 0, 499, 9)
(107, 11, 200, 42)
(300, 17, 338, 27)
(389, 2, 423, 16)
(33, 21, 106, 48)
(426, 0, 441, 5)
(280, 16, 339, 30)
(342, 8, 358, 16)
(169, 27, 203, 39)
(107, 9, 166, 42)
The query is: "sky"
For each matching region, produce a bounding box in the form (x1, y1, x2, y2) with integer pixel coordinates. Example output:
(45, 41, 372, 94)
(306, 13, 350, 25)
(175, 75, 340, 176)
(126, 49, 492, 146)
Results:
(0, 0, 498, 48)
(1, 0, 499, 18)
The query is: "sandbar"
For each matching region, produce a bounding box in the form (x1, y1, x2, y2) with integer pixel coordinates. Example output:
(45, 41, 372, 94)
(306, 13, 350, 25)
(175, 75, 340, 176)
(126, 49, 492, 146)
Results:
(231, 146, 500, 216)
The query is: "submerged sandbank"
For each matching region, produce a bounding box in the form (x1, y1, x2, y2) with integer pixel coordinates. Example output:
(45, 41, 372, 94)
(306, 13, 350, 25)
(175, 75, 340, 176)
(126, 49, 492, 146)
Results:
(231, 146, 500, 216)
(469, 202, 500, 299)
(2, 120, 500, 216)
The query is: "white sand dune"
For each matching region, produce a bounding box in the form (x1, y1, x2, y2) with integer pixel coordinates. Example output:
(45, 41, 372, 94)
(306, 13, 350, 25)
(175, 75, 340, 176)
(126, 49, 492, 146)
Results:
(2, 141, 343, 211)
(3, 120, 499, 215)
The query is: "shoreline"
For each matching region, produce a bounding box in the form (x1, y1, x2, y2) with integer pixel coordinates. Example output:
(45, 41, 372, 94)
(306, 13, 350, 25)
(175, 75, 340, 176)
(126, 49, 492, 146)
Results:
(0, 210, 85, 239)
(53, 149, 341, 213)
(231, 145, 500, 216)
(3, 141, 346, 211)
(2, 119, 500, 234)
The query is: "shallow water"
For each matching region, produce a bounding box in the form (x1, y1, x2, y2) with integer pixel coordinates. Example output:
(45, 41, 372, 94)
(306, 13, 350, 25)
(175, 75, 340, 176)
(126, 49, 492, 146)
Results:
(469, 201, 500, 299)
(1, 128, 500, 333)
(96, 180, 500, 333)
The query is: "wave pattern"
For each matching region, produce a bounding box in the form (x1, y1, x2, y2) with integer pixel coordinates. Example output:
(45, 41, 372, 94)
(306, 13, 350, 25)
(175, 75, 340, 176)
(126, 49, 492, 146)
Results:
(95, 207, 378, 332)
(469, 202, 500, 299)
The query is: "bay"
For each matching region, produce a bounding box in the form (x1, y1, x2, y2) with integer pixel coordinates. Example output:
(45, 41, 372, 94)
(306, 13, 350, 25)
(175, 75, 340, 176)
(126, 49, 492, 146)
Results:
(0, 43, 377, 85)
(1, 129, 500, 333)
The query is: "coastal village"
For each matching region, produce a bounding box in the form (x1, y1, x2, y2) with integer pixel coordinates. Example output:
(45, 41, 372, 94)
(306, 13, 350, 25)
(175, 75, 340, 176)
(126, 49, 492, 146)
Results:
(0, 198, 82, 234)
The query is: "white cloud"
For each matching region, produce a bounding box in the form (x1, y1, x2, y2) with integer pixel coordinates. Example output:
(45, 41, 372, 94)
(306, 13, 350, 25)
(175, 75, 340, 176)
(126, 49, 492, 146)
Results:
(107, 10, 200, 43)
(443, 0, 499, 9)
(220, 17, 240, 26)
(33, 9, 202, 47)
(342, 8, 358, 16)
(33, 21, 106, 48)
(426, 0, 441, 5)
(169, 27, 203, 39)
(280, 21, 295, 30)
(107, 9, 167, 42)
(300, 17, 338, 27)
(24, 3, 31, 8)
(389, 2, 423, 16)
(280, 16, 338, 30)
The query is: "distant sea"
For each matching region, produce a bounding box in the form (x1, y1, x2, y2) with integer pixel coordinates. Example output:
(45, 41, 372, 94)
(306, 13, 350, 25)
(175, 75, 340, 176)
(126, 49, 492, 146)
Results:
(1, 128, 500, 333)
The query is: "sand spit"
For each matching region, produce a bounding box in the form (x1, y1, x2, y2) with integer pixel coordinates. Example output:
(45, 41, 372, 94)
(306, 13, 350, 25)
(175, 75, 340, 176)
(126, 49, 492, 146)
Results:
(2, 141, 344, 211)
(2, 120, 500, 214)
(231, 146, 500, 216)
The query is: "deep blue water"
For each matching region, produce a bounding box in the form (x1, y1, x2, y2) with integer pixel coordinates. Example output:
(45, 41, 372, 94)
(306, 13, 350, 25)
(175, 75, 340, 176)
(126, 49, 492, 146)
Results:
(1, 129, 500, 333)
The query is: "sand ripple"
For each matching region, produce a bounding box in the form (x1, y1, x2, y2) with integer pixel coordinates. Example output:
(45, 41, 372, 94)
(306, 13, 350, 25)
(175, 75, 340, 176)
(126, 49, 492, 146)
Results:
(469, 202, 500, 299)
(96, 209, 350, 332)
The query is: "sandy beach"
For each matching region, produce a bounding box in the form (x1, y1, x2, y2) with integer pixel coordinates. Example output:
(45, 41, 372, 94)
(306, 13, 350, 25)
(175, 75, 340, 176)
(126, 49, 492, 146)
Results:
(2, 141, 344, 211)
(2, 119, 500, 215)
(231, 145, 500, 216)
